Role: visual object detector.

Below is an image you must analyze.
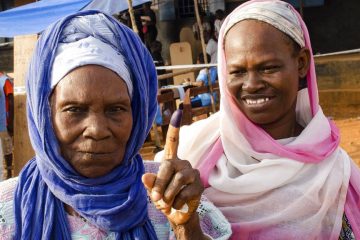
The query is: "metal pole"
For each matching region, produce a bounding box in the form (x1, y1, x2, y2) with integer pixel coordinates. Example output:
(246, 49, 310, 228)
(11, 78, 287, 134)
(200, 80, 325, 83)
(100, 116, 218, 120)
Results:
(193, 0, 216, 113)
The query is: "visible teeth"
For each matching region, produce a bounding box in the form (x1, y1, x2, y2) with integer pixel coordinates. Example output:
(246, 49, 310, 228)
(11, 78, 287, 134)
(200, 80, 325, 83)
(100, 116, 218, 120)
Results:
(245, 98, 270, 105)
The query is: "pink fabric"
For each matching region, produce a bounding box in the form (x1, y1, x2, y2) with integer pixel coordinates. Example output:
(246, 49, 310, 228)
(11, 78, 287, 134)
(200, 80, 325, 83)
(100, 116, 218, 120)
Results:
(197, 138, 223, 188)
(200, 137, 360, 239)
(199, 0, 360, 237)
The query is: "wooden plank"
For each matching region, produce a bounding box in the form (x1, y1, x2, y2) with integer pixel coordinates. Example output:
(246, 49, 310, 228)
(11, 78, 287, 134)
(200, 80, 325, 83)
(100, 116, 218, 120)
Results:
(15, 0, 34, 7)
(169, 42, 195, 85)
(179, 27, 202, 64)
(13, 34, 37, 176)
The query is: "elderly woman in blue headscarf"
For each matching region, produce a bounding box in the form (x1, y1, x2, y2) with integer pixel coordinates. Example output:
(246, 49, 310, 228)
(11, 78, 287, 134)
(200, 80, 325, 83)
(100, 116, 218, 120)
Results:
(0, 11, 231, 239)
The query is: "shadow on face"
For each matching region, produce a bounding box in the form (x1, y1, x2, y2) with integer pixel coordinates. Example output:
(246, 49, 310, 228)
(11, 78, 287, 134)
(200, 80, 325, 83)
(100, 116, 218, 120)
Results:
(50, 65, 133, 178)
(224, 20, 310, 138)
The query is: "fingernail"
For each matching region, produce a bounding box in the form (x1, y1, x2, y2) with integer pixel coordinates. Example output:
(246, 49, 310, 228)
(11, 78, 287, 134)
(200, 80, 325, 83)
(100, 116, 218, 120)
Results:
(156, 199, 169, 208)
(151, 190, 161, 201)
(170, 109, 183, 128)
(170, 203, 189, 215)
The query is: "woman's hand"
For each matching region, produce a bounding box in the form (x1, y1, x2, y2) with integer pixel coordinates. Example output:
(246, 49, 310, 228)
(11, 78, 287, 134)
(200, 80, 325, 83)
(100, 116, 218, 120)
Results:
(142, 109, 208, 239)
(142, 158, 204, 225)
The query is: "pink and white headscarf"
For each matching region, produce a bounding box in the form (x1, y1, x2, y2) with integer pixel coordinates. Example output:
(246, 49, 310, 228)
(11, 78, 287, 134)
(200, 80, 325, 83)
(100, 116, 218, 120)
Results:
(167, 0, 360, 239)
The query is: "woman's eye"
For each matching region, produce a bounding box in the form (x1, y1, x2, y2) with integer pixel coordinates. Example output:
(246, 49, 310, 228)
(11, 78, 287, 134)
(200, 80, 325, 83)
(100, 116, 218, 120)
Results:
(230, 69, 247, 76)
(107, 106, 126, 113)
(65, 106, 85, 113)
(262, 66, 279, 73)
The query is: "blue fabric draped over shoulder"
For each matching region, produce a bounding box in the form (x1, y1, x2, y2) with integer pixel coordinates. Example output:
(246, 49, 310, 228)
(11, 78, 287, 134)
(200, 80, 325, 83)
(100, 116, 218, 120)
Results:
(14, 10, 158, 240)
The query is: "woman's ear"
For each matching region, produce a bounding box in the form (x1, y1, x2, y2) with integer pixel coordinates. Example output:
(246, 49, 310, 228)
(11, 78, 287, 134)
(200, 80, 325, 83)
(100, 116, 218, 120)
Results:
(297, 48, 311, 78)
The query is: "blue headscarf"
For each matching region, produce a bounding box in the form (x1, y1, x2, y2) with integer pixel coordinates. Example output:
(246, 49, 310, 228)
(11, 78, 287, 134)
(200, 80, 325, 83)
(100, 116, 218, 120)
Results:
(14, 11, 158, 239)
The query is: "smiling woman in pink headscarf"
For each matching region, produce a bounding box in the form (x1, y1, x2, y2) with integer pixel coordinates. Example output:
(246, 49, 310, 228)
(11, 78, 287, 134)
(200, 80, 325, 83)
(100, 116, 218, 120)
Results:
(156, 0, 360, 239)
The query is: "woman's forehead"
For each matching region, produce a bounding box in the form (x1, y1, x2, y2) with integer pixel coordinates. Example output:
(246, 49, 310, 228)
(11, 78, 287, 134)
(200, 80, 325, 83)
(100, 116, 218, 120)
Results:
(52, 65, 130, 101)
(223, 1, 304, 48)
(225, 20, 293, 51)
(226, 20, 284, 40)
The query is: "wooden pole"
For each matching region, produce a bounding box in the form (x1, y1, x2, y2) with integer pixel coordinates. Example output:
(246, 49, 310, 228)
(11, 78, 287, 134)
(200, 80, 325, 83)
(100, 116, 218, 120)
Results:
(193, 0, 216, 113)
(127, 0, 139, 34)
(127, 0, 162, 148)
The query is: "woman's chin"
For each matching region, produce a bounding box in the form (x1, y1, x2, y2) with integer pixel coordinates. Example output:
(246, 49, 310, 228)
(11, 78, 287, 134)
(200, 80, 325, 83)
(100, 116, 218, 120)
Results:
(68, 152, 124, 178)
(76, 167, 115, 178)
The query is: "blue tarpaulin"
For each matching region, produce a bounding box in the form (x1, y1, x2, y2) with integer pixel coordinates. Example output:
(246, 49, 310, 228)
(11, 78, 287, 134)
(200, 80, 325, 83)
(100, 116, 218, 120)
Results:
(0, 0, 150, 37)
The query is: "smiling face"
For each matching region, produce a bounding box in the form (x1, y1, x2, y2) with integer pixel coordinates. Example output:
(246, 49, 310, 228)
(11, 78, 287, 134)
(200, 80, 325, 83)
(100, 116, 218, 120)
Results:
(225, 20, 309, 137)
(51, 65, 133, 178)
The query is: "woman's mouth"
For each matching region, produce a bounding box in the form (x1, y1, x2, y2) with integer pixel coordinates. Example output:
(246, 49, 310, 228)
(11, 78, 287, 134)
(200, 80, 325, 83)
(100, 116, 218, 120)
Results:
(241, 94, 275, 107)
(244, 97, 271, 105)
(80, 151, 110, 155)
(77, 151, 114, 160)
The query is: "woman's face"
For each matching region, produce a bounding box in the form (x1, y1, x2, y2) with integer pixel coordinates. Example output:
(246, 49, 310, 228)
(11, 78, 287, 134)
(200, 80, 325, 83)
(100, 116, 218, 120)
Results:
(225, 20, 309, 130)
(51, 65, 133, 178)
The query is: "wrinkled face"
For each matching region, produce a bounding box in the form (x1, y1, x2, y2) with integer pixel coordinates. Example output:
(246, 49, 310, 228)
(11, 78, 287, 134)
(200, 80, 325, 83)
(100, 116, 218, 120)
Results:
(51, 65, 133, 178)
(225, 20, 309, 128)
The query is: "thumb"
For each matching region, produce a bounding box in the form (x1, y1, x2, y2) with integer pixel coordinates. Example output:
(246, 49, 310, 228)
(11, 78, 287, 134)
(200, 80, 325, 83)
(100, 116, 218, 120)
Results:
(142, 173, 157, 191)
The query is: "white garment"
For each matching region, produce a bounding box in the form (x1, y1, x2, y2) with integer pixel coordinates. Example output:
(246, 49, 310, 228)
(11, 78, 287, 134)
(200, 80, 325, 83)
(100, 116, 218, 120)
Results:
(214, 19, 224, 39)
(206, 38, 218, 64)
(155, 89, 352, 239)
(174, 89, 351, 239)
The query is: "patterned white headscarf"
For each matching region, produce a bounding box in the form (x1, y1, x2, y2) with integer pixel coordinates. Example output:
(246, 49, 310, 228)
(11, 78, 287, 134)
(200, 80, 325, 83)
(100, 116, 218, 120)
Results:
(51, 35, 133, 98)
(224, 1, 305, 48)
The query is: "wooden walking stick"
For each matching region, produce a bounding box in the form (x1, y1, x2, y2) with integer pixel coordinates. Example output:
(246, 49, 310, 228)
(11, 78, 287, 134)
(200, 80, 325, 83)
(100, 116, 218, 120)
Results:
(127, 0, 139, 34)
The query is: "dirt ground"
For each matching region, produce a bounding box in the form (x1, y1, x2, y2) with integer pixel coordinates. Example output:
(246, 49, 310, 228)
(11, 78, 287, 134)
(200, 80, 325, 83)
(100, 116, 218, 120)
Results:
(141, 118, 360, 168)
(335, 118, 360, 167)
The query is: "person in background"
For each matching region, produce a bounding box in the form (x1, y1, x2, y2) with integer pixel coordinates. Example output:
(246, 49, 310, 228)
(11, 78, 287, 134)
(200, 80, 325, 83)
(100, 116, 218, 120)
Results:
(150, 40, 163, 66)
(141, 1, 157, 50)
(205, 30, 217, 64)
(0, 11, 232, 239)
(150, 40, 168, 87)
(190, 53, 218, 107)
(0, 72, 13, 180)
(193, 11, 212, 41)
(118, 7, 145, 42)
(214, 9, 225, 40)
(157, 0, 360, 238)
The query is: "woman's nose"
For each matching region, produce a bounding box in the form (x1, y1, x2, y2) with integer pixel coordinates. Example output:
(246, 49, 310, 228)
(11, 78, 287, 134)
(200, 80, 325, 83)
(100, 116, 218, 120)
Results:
(83, 113, 111, 140)
(242, 72, 266, 93)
